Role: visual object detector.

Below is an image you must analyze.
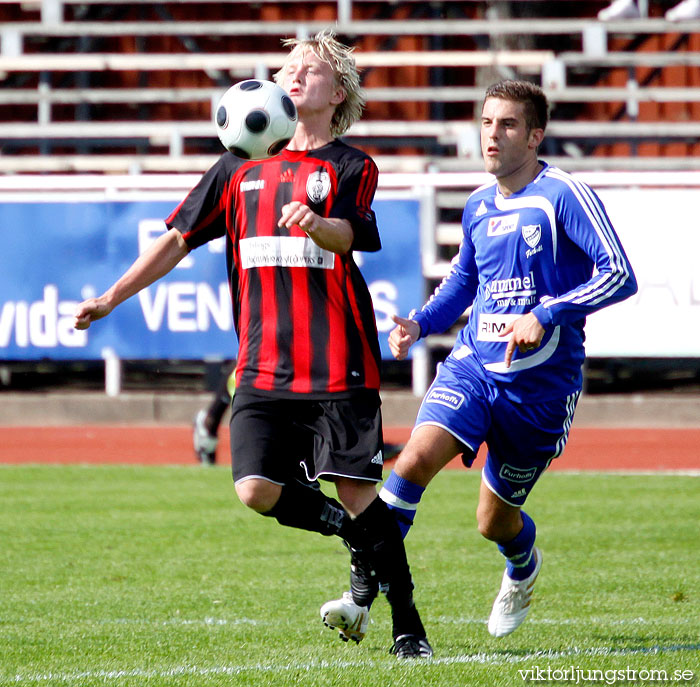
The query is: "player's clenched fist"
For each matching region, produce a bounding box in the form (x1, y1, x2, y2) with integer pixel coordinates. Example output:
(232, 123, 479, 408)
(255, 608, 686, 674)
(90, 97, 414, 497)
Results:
(388, 314, 421, 361)
(74, 298, 112, 330)
(278, 201, 318, 234)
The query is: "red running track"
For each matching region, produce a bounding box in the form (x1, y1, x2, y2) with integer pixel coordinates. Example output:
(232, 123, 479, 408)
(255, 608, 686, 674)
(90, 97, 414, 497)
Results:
(1, 425, 699, 471)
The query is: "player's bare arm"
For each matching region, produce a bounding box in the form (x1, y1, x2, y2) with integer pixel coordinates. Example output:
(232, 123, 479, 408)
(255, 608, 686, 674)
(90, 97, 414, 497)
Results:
(278, 201, 353, 254)
(74, 229, 190, 330)
(388, 314, 421, 361)
(501, 312, 545, 368)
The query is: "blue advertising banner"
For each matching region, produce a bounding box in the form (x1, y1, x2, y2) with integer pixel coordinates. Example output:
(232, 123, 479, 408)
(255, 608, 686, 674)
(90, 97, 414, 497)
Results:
(0, 196, 422, 361)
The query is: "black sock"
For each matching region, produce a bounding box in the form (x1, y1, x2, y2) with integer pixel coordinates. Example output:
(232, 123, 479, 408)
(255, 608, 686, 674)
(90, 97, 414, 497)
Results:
(262, 479, 355, 539)
(346, 542, 379, 609)
(205, 371, 234, 434)
(352, 497, 426, 639)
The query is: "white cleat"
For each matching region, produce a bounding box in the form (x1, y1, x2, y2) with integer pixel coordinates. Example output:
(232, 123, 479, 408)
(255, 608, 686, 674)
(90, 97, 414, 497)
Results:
(488, 547, 542, 638)
(597, 0, 640, 20)
(320, 592, 370, 644)
(193, 409, 218, 465)
(665, 0, 700, 21)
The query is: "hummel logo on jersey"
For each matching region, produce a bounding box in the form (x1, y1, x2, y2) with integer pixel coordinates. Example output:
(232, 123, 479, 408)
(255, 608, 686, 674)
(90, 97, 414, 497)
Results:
(240, 179, 265, 192)
(280, 168, 294, 183)
(371, 451, 384, 466)
(475, 200, 487, 217)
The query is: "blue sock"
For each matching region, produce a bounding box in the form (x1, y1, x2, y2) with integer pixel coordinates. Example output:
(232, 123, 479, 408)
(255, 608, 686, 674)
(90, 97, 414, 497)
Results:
(379, 471, 425, 539)
(497, 510, 537, 581)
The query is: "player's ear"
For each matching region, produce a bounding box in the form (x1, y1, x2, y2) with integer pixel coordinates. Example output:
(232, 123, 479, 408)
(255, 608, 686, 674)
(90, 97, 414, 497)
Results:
(528, 127, 545, 149)
(330, 86, 346, 106)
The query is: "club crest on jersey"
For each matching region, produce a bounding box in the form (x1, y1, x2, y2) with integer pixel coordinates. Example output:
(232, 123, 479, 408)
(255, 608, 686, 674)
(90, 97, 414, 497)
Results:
(522, 224, 542, 249)
(487, 213, 519, 237)
(306, 171, 331, 204)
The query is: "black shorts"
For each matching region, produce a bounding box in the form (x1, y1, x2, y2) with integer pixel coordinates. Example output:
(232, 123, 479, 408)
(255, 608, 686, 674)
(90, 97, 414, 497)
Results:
(229, 389, 385, 486)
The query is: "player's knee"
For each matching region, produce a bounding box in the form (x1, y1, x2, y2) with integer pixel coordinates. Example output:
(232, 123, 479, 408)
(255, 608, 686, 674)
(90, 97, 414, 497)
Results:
(235, 478, 281, 513)
(335, 479, 377, 518)
(393, 426, 461, 487)
(477, 513, 501, 542)
(476, 502, 495, 540)
(476, 505, 522, 543)
(394, 444, 440, 487)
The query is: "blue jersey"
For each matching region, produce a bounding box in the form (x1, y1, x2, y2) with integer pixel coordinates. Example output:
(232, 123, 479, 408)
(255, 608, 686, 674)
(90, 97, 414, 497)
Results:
(412, 163, 637, 402)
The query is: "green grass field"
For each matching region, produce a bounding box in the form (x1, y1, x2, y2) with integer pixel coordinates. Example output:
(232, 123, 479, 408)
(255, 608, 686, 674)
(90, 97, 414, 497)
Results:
(2, 465, 698, 687)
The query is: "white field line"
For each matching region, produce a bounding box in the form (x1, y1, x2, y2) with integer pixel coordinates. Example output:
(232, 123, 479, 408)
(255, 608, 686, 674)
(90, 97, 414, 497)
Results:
(29, 615, 694, 629)
(104, 616, 262, 626)
(166, 616, 697, 628)
(8, 642, 700, 683)
(435, 616, 698, 627)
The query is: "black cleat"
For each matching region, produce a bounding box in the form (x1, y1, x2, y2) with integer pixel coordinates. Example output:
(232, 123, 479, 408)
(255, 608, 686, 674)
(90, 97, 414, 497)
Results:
(389, 634, 433, 659)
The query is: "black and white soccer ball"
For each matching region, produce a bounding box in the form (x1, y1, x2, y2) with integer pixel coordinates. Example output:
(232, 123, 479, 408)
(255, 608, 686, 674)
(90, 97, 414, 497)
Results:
(214, 79, 297, 160)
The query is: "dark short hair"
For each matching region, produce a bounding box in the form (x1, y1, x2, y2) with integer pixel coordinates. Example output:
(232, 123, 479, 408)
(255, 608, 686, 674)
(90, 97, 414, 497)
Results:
(483, 80, 549, 132)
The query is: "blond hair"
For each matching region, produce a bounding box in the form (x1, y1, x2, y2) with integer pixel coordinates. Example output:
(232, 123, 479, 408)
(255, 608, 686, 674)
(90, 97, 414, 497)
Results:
(274, 29, 365, 138)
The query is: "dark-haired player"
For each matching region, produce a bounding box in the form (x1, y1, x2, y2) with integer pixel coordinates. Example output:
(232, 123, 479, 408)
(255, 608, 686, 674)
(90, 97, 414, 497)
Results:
(329, 79, 637, 641)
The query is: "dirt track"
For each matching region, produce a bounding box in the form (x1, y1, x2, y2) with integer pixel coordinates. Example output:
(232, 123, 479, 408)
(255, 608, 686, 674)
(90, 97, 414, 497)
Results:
(2, 425, 699, 471)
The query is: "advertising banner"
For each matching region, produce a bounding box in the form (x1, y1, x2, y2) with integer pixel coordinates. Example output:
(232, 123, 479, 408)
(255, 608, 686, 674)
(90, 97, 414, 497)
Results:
(585, 190, 700, 358)
(0, 195, 422, 361)
(3, 186, 697, 362)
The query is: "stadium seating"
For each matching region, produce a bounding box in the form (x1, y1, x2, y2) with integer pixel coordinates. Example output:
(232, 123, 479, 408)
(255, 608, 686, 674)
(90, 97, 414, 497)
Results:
(0, 0, 699, 174)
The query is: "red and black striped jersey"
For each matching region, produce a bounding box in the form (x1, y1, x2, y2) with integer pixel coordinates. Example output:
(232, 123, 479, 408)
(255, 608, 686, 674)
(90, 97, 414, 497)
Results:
(166, 139, 382, 398)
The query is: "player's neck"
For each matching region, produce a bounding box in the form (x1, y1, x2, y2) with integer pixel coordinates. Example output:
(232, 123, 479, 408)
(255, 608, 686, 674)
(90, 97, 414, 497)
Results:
(287, 119, 334, 152)
(496, 158, 544, 198)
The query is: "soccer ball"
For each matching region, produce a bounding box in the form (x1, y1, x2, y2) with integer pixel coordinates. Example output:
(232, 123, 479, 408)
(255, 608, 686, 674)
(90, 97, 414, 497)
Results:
(214, 79, 297, 160)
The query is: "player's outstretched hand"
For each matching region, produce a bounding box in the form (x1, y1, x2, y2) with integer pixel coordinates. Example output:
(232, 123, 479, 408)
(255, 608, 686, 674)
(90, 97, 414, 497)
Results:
(388, 314, 420, 361)
(74, 297, 112, 330)
(501, 312, 545, 368)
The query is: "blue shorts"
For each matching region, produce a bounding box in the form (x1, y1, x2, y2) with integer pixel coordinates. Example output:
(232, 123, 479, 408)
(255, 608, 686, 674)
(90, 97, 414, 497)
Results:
(414, 357, 580, 506)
